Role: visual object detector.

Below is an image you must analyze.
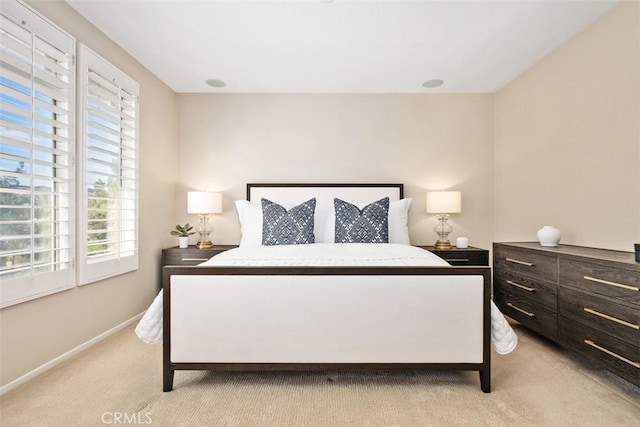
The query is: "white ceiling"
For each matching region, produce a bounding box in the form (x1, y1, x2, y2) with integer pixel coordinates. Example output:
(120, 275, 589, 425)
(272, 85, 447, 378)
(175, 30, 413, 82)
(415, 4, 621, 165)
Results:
(65, 0, 618, 94)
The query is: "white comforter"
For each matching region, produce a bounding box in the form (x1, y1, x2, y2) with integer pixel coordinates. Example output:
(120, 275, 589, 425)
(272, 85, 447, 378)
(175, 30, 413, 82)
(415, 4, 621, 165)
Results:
(136, 243, 517, 354)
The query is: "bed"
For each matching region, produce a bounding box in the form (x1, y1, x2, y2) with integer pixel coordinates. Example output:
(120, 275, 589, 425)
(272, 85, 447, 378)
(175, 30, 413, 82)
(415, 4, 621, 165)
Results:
(142, 183, 516, 393)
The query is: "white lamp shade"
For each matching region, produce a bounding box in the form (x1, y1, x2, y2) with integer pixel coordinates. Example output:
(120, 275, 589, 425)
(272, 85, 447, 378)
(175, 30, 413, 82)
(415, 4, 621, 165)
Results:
(426, 191, 461, 214)
(188, 191, 223, 214)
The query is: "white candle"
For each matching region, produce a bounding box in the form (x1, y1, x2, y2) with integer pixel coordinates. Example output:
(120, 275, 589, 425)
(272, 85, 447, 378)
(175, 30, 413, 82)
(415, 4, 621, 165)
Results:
(456, 237, 469, 249)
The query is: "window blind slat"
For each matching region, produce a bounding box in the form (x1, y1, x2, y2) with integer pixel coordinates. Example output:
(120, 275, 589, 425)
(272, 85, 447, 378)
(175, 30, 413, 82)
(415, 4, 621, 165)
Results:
(34, 97, 69, 116)
(87, 132, 119, 148)
(87, 84, 119, 105)
(33, 66, 68, 90)
(88, 71, 119, 94)
(0, 51, 31, 75)
(33, 35, 69, 63)
(1, 100, 30, 118)
(87, 95, 120, 116)
(31, 142, 70, 157)
(0, 82, 32, 104)
(87, 106, 119, 125)
(0, 15, 31, 45)
(1, 31, 31, 60)
(88, 145, 118, 159)
(33, 129, 70, 146)
(34, 50, 70, 77)
(120, 122, 135, 132)
(1, 66, 32, 93)
(88, 121, 120, 138)
(33, 79, 68, 100)
(0, 118, 31, 135)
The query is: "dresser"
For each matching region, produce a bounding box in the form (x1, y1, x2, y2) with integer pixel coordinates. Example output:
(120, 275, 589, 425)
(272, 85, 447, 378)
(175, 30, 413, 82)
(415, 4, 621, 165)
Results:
(419, 246, 489, 266)
(162, 245, 238, 266)
(493, 242, 639, 387)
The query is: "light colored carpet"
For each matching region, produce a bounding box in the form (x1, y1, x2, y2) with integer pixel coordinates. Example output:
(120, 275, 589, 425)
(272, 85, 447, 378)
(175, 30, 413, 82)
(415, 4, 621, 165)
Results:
(1, 322, 639, 427)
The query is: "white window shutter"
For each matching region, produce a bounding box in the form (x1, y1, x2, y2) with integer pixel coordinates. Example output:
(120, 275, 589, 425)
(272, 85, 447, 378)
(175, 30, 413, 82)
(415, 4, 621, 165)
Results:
(78, 43, 139, 285)
(0, 0, 76, 307)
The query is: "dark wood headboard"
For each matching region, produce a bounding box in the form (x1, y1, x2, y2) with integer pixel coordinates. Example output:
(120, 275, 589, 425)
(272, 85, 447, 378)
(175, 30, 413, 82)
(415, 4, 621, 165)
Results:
(246, 183, 403, 201)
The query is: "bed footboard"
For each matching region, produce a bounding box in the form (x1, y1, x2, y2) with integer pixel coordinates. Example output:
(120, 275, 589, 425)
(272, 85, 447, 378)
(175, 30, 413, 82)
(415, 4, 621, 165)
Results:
(162, 266, 491, 393)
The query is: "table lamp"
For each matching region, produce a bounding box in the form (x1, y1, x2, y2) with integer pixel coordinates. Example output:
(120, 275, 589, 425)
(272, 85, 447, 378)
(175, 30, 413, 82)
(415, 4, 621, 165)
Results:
(187, 191, 223, 249)
(426, 191, 461, 249)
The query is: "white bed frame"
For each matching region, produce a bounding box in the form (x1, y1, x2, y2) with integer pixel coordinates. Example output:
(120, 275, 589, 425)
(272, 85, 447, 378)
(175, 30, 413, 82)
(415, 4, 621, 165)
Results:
(162, 184, 491, 392)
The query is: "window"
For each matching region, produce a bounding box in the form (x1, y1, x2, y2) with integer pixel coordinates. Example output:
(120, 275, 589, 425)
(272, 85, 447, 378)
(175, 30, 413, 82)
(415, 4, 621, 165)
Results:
(0, 0, 75, 307)
(0, 2, 140, 305)
(77, 44, 139, 285)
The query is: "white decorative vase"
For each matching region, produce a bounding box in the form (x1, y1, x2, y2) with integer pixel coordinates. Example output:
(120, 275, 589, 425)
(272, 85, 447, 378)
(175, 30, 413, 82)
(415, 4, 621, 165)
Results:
(537, 226, 561, 247)
(178, 236, 189, 248)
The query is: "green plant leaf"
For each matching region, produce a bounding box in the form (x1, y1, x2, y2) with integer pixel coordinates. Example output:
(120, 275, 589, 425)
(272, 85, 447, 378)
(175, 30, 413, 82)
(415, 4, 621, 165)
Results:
(171, 223, 195, 237)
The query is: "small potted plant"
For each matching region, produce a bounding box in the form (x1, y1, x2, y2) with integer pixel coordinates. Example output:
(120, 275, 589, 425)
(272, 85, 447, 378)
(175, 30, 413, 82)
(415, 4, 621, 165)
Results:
(171, 223, 195, 248)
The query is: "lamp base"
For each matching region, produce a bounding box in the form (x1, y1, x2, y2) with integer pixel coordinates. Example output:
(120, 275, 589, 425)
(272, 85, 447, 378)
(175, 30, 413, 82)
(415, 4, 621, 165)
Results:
(433, 214, 453, 250)
(434, 240, 452, 250)
(195, 214, 214, 249)
(195, 240, 213, 249)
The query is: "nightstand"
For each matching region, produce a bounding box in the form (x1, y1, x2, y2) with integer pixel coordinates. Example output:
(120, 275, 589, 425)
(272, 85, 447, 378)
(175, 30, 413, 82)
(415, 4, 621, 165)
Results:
(418, 246, 489, 266)
(161, 245, 239, 266)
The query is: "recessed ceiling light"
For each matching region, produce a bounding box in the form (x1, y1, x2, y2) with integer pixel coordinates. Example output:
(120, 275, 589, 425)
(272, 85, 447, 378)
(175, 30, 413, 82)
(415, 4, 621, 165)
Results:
(422, 79, 444, 88)
(205, 79, 226, 88)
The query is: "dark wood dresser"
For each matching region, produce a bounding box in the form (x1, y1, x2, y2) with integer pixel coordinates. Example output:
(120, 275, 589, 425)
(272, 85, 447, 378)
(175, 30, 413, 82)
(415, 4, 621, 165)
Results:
(493, 242, 639, 387)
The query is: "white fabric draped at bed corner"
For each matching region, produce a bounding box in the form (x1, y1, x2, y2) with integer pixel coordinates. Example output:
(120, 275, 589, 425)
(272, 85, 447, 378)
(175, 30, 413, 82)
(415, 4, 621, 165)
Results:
(135, 243, 517, 355)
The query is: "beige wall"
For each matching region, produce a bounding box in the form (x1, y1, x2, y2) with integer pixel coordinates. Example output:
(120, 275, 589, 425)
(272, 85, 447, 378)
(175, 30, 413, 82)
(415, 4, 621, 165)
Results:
(176, 94, 495, 250)
(495, 1, 640, 251)
(0, 1, 178, 387)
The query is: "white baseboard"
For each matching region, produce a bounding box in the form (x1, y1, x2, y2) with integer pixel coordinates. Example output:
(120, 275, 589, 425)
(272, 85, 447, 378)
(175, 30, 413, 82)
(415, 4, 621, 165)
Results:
(0, 312, 144, 396)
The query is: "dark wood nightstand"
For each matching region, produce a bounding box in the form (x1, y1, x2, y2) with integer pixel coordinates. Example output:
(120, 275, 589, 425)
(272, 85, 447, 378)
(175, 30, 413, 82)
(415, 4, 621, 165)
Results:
(161, 245, 239, 266)
(417, 246, 489, 266)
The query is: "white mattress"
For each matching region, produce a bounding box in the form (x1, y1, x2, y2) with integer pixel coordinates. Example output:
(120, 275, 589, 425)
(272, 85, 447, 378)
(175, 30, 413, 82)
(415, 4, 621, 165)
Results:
(201, 243, 451, 266)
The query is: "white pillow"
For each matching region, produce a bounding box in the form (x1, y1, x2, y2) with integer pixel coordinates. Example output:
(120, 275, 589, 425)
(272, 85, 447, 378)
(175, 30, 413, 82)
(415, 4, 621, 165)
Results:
(335, 197, 412, 245)
(389, 198, 412, 245)
(235, 200, 263, 247)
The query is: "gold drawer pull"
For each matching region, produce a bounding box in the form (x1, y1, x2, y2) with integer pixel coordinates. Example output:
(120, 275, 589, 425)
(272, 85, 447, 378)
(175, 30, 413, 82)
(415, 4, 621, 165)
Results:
(506, 280, 536, 292)
(507, 302, 536, 318)
(583, 307, 640, 330)
(447, 258, 470, 262)
(584, 340, 640, 368)
(583, 276, 639, 292)
(182, 258, 209, 262)
(506, 258, 534, 267)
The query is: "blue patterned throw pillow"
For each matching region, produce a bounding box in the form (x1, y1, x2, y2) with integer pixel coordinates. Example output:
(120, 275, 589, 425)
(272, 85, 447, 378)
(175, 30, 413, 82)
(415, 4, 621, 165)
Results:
(262, 198, 316, 245)
(334, 197, 389, 243)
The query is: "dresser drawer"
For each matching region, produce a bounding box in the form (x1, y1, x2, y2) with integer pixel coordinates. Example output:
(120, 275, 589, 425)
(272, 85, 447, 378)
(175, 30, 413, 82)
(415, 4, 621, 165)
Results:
(163, 252, 211, 266)
(441, 251, 488, 266)
(162, 245, 238, 266)
(559, 287, 639, 346)
(494, 246, 557, 282)
(559, 259, 640, 306)
(494, 290, 557, 339)
(560, 316, 639, 387)
(420, 246, 489, 266)
(494, 268, 557, 311)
